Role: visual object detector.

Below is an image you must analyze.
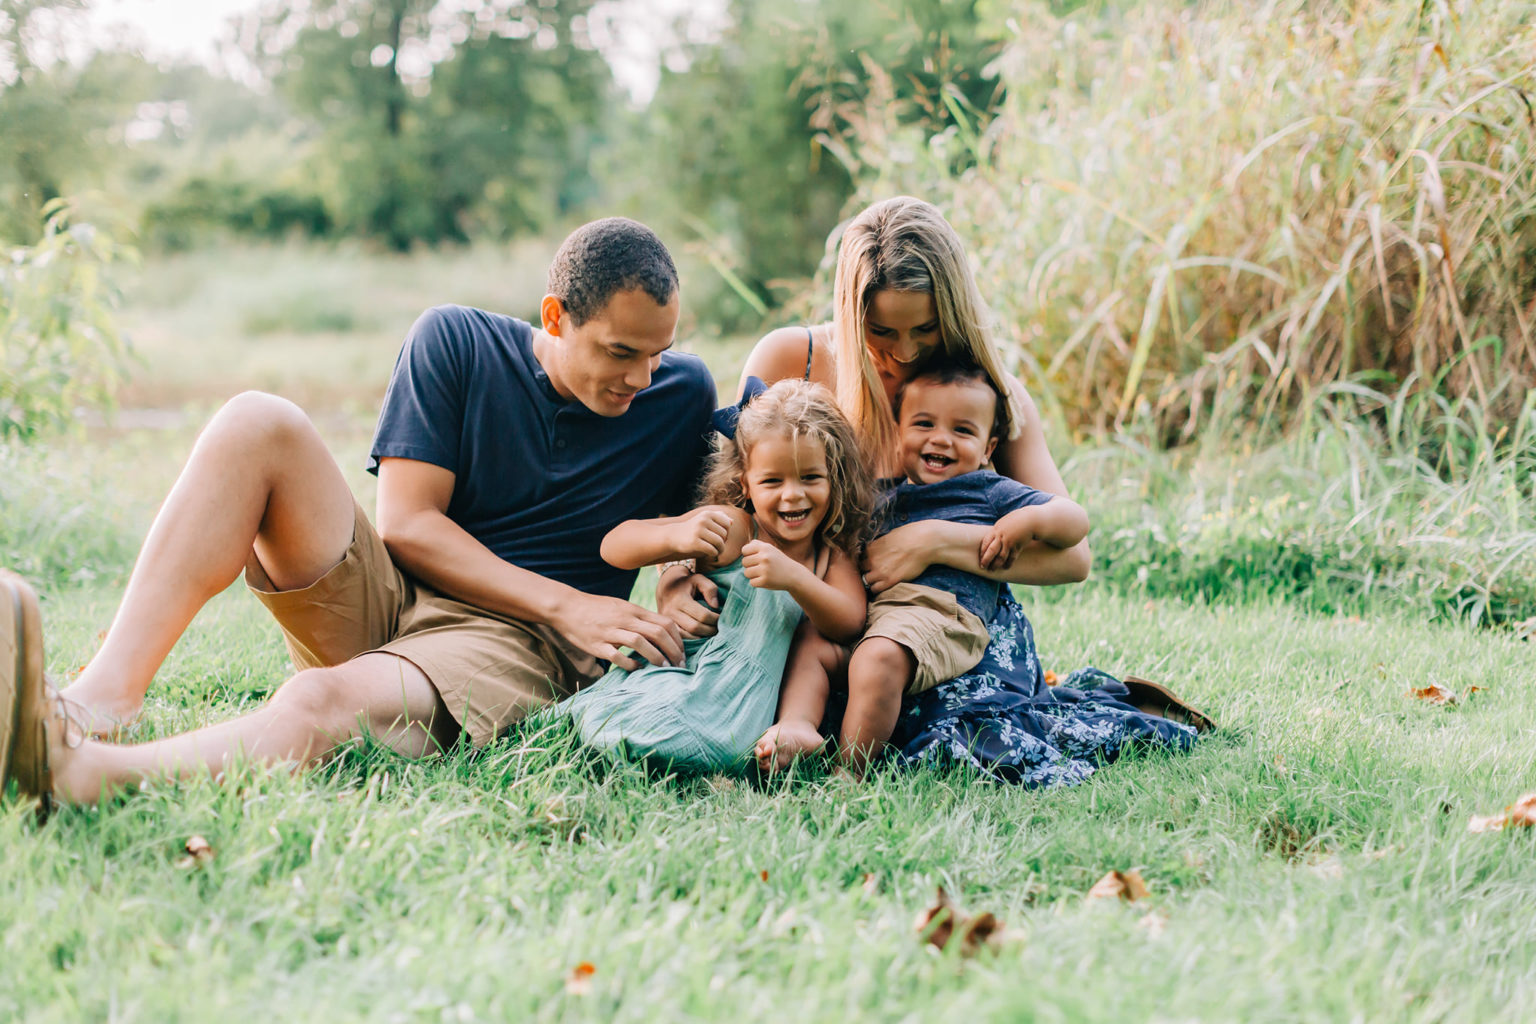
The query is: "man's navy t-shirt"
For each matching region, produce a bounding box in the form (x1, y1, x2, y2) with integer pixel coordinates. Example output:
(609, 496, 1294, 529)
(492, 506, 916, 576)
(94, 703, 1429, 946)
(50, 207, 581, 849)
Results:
(369, 304, 716, 602)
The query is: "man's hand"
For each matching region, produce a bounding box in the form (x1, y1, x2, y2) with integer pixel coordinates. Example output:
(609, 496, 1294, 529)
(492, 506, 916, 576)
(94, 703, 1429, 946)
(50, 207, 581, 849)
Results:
(667, 507, 735, 564)
(979, 508, 1037, 571)
(741, 540, 809, 591)
(861, 522, 935, 594)
(656, 567, 721, 639)
(551, 592, 686, 671)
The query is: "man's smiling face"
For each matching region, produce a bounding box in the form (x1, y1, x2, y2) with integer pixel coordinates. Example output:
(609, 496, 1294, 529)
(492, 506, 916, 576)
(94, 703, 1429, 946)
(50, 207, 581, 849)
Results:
(896, 376, 999, 484)
(542, 287, 680, 417)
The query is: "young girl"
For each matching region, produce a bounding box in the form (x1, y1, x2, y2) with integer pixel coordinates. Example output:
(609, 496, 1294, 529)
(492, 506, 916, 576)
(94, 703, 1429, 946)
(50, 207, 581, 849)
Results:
(558, 379, 873, 773)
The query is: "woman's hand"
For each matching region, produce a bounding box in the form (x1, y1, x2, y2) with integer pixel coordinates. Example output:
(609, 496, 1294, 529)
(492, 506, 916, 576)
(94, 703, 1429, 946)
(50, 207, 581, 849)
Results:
(741, 540, 811, 591)
(861, 521, 936, 594)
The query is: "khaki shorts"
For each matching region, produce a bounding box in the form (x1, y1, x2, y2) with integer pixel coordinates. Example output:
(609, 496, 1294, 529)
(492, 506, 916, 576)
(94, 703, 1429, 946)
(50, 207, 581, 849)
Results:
(245, 503, 602, 748)
(858, 582, 990, 694)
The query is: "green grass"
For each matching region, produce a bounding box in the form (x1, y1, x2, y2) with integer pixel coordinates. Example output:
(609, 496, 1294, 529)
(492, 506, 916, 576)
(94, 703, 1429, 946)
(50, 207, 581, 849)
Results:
(5, 579, 1534, 1021)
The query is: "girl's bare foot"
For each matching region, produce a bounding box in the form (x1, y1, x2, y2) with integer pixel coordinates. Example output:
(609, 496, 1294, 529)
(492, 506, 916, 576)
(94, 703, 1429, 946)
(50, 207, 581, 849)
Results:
(754, 718, 826, 772)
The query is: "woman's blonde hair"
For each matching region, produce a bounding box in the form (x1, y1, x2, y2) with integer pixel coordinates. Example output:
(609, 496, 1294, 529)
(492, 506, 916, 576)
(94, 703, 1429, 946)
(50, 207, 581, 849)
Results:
(832, 196, 1022, 467)
(699, 379, 874, 556)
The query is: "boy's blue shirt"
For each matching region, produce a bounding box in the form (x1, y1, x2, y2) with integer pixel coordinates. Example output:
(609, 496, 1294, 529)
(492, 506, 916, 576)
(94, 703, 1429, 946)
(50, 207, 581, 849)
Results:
(874, 469, 1054, 618)
(369, 303, 716, 601)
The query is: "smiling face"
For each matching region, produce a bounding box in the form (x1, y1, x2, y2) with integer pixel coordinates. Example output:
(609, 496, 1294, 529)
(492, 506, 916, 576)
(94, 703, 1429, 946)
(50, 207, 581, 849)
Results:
(540, 287, 680, 417)
(741, 431, 832, 550)
(864, 289, 942, 380)
(897, 376, 1000, 484)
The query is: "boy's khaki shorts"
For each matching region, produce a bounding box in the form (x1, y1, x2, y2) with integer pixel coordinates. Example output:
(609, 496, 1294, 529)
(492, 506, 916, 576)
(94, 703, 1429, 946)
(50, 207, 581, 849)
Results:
(245, 503, 602, 748)
(858, 582, 990, 694)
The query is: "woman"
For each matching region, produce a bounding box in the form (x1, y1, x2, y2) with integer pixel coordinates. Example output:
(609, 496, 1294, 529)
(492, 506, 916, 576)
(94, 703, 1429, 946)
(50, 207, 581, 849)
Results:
(661, 196, 1208, 785)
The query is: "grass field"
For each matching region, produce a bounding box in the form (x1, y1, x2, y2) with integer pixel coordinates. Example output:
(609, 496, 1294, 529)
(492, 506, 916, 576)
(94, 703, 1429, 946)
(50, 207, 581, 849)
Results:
(3, 244, 1534, 1022)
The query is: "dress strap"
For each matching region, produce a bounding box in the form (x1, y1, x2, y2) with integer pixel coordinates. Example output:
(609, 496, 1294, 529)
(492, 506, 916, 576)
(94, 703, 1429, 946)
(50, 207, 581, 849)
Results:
(804, 327, 815, 381)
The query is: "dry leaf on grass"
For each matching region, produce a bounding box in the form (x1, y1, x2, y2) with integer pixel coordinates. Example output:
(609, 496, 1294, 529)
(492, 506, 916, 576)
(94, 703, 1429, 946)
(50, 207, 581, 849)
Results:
(174, 834, 214, 870)
(1406, 682, 1457, 705)
(913, 888, 1018, 957)
(1136, 911, 1167, 938)
(564, 962, 596, 995)
(1469, 793, 1536, 833)
(860, 872, 879, 895)
(759, 869, 769, 882)
(1087, 870, 1151, 902)
(1042, 670, 1059, 686)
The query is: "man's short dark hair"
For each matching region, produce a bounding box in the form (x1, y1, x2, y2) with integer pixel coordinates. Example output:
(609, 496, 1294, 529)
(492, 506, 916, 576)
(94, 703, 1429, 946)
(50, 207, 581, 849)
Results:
(892, 355, 1007, 441)
(546, 217, 679, 326)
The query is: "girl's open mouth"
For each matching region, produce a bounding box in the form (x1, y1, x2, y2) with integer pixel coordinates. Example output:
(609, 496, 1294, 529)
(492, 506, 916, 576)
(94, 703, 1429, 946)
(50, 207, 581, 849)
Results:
(779, 508, 811, 523)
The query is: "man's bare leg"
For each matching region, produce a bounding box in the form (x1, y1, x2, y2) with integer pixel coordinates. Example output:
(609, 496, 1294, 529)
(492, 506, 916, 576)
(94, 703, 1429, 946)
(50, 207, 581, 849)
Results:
(60, 392, 358, 732)
(838, 638, 913, 779)
(755, 620, 844, 772)
(50, 653, 455, 806)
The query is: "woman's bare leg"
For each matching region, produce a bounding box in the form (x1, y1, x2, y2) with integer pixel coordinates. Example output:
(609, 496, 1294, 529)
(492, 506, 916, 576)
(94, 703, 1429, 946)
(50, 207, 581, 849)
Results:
(60, 392, 358, 731)
(51, 653, 455, 806)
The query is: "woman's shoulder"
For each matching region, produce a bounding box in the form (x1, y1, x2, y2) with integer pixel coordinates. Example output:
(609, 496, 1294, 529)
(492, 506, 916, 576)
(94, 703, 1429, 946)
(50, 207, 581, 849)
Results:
(740, 323, 836, 390)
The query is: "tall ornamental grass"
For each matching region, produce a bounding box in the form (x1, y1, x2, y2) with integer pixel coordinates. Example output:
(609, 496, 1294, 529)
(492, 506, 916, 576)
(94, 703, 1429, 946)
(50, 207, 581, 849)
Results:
(837, 0, 1536, 438)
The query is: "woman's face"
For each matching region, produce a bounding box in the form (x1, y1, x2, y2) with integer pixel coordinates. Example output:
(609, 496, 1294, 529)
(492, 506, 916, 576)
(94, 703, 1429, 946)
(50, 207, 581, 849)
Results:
(864, 289, 941, 379)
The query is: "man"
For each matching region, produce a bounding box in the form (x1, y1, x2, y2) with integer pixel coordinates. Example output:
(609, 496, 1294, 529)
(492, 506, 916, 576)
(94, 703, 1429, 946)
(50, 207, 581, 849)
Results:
(0, 217, 716, 806)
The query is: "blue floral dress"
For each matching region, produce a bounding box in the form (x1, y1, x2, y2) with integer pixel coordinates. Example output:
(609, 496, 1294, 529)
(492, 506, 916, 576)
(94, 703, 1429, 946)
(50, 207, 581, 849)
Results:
(883, 588, 1198, 786)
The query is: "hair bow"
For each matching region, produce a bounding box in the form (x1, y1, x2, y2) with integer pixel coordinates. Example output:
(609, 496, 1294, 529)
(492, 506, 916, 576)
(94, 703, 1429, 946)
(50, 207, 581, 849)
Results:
(710, 375, 768, 439)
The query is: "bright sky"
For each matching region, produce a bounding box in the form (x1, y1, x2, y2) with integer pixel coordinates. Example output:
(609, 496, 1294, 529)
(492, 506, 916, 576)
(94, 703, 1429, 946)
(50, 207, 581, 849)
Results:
(83, 0, 727, 102)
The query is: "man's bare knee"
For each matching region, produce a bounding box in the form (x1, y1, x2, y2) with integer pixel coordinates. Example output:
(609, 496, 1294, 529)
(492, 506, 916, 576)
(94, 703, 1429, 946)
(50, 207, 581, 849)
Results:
(207, 391, 319, 462)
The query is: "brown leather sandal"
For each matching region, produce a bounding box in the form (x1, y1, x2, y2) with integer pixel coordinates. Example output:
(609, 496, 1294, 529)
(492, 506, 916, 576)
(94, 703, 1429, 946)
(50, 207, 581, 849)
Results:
(1120, 675, 1217, 733)
(1, 570, 55, 806)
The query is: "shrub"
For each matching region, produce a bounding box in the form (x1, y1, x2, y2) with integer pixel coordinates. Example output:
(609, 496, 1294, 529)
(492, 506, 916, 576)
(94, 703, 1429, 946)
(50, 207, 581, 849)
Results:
(0, 201, 134, 440)
(837, 0, 1536, 438)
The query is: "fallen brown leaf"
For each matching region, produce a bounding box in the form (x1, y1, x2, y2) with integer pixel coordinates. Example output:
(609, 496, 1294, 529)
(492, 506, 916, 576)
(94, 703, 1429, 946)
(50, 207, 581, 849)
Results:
(564, 962, 596, 995)
(913, 887, 1017, 957)
(1406, 682, 1457, 706)
(1087, 870, 1151, 902)
(861, 872, 879, 895)
(1467, 793, 1536, 833)
(175, 834, 214, 870)
(759, 869, 769, 882)
(1042, 670, 1059, 686)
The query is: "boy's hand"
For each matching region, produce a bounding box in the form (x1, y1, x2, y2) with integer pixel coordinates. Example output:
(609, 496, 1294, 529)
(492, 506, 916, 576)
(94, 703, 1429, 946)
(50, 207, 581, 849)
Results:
(741, 540, 807, 591)
(667, 507, 735, 563)
(979, 509, 1036, 571)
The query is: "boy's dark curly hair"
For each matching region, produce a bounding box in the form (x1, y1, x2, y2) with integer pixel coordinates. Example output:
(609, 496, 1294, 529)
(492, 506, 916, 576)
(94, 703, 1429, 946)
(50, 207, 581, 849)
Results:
(546, 217, 678, 326)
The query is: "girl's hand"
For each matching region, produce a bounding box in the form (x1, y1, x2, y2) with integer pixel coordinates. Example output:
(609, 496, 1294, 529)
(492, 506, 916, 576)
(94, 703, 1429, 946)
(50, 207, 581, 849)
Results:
(861, 522, 934, 594)
(741, 540, 808, 591)
(668, 507, 736, 564)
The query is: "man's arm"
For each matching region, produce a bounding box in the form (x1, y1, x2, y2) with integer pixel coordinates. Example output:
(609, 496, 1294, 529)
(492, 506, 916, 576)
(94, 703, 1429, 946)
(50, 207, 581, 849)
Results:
(375, 457, 684, 671)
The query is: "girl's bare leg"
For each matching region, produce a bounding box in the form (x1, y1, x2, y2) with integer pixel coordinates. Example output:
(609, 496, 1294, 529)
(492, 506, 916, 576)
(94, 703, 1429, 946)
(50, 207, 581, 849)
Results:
(51, 653, 455, 806)
(839, 638, 912, 778)
(60, 392, 358, 732)
(755, 620, 844, 772)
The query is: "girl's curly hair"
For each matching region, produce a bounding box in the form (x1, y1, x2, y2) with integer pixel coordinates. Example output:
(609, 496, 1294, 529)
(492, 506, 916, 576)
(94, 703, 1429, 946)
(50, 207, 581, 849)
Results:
(699, 379, 875, 556)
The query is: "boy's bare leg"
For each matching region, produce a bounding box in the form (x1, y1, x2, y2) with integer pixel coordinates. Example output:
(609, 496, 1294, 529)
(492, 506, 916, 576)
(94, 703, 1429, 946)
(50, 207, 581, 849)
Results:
(59, 392, 358, 732)
(839, 638, 912, 779)
(755, 620, 843, 772)
(50, 652, 456, 806)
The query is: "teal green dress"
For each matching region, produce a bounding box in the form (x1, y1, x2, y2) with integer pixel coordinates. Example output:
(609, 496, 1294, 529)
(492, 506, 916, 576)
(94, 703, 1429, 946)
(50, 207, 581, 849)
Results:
(559, 556, 806, 773)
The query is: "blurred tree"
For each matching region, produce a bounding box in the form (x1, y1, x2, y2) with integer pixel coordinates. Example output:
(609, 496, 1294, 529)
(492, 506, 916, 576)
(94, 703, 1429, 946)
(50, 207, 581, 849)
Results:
(605, 0, 1008, 330)
(0, 1, 139, 241)
(239, 0, 611, 249)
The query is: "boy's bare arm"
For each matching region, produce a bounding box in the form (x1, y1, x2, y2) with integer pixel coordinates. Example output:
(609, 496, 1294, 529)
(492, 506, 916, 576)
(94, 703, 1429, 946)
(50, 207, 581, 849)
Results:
(979, 499, 1090, 571)
(600, 506, 751, 570)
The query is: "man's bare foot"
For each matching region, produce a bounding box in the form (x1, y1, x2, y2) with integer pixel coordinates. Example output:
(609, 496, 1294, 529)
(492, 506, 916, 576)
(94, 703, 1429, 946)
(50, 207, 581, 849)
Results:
(56, 678, 141, 739)
(754, 719, 826, 772)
